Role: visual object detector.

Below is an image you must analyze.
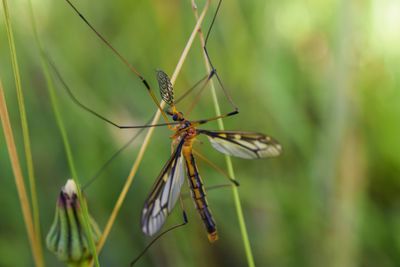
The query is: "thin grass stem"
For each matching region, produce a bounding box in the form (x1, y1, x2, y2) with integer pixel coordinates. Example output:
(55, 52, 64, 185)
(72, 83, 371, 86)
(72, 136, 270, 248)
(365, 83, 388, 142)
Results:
(91, 2, 211, 264)
(191, 1, 255, 266)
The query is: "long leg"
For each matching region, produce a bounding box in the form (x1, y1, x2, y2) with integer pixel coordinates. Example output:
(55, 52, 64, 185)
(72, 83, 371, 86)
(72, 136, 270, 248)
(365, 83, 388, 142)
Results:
(192, 109, 238, 126)
(48, 54, 228, 129)
(64, 0, 171, 123)
(192, 0, 238, 111)
(47, 54, 177, 129)
(64, 0, 238, 128)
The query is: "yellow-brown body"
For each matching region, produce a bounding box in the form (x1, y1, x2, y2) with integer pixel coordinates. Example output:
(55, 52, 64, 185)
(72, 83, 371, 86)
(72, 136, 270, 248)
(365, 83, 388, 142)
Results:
(182, 135, 218, 242)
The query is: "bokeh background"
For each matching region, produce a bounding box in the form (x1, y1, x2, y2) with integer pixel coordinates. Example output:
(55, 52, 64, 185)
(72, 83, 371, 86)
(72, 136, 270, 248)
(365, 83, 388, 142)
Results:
(1, 0, 400, 266)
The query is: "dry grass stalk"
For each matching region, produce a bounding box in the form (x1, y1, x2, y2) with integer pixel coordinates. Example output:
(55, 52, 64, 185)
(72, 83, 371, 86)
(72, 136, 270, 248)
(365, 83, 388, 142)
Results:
(0, 80, 44, 267)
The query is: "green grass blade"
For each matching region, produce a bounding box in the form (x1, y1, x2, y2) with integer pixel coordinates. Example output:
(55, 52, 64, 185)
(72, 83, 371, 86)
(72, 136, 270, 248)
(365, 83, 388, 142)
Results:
(209, 82, 256, 267)
(191, 1, 255, 266)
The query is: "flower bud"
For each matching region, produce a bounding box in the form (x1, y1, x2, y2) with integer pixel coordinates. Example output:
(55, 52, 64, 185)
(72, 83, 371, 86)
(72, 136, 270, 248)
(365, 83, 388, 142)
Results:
(46, 179, 100, 264)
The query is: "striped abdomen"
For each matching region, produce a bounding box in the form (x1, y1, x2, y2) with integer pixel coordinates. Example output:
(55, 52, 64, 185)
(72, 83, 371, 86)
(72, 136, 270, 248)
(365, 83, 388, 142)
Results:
(182, 145, 218, 242)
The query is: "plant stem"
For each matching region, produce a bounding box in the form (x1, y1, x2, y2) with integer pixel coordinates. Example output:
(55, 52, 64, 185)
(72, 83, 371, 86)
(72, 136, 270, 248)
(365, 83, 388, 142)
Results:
(0, 81, 44, 267)
(1, 0, 45, 265)
(91, 1, 211, 264)
(191, 1, 255, 266)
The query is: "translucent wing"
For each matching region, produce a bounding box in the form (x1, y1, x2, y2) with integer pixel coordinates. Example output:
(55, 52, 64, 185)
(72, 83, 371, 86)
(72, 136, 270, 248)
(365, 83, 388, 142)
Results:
(199, 130, 282, 159)
(141, 139, 185, 236)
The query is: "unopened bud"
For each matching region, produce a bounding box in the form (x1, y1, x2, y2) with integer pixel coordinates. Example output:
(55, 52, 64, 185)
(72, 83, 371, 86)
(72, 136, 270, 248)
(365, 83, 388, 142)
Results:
(46, 179, 100, 264)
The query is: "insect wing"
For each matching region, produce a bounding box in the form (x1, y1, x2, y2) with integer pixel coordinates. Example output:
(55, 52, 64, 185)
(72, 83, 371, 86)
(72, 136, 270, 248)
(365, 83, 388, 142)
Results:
(199, 130, 282, 159)
(141, 140, 185, 236)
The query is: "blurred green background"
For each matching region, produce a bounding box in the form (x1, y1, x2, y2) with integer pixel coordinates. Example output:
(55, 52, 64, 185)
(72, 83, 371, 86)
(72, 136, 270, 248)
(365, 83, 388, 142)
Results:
(1, 0, 400, 266)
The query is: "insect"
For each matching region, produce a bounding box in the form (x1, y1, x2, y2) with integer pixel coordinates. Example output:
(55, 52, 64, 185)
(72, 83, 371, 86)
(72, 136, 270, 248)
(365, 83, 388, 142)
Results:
(141, 70, 282, 242)
(55, 0, 282, 246)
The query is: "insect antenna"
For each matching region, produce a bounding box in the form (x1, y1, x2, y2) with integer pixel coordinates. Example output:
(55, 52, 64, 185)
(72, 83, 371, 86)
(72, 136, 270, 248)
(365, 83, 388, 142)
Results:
(46, 53, 178, 129)
(130, 211, 188, 266)
(64, 0, 171, 123)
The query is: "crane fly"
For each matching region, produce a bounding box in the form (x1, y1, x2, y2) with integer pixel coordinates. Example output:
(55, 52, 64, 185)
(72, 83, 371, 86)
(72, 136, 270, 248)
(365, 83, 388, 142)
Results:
(55, 0, 282, 245)
(141, 70, 282, 242)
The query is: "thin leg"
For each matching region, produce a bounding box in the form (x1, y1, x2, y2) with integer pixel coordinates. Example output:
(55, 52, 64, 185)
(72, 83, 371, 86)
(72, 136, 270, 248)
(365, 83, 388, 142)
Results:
(64, 0, 171, 123)
(64, 0, 237, 129)
(47, 54, 177, 129)
(192, 109, 238, 126)
(192, 0, 238, 111)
